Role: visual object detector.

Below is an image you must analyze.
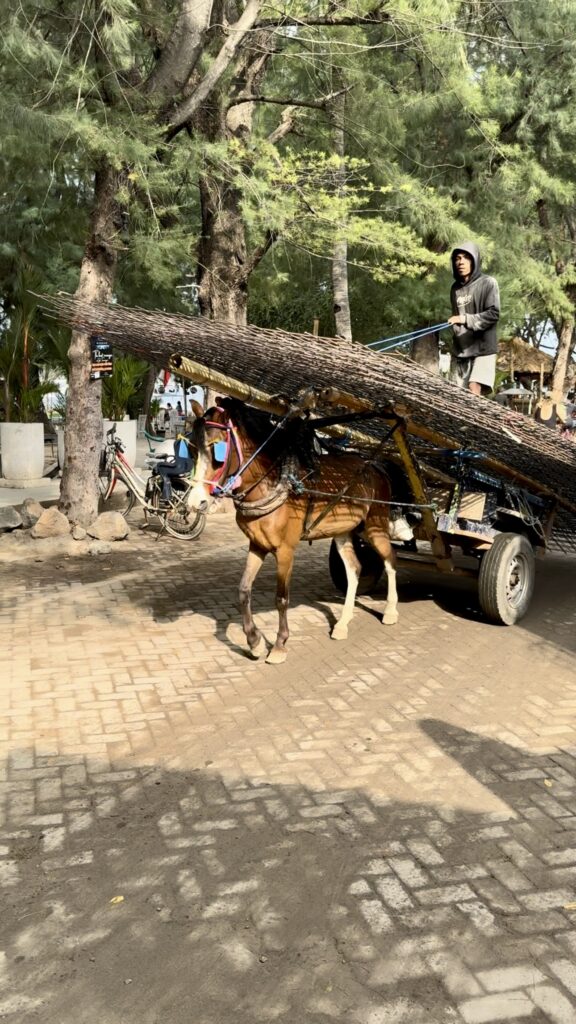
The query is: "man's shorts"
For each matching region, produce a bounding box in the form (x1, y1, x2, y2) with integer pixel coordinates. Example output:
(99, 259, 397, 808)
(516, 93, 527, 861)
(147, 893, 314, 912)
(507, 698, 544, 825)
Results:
(451, 353, 497, 394)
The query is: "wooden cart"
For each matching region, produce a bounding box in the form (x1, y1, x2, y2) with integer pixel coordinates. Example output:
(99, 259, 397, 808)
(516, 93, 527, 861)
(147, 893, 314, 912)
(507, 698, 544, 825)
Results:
(43, 294, 576, 626)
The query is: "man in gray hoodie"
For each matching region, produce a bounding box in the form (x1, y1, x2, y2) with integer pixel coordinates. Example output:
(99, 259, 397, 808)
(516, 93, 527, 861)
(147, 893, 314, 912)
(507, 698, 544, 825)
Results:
(448, 241, 500, 396)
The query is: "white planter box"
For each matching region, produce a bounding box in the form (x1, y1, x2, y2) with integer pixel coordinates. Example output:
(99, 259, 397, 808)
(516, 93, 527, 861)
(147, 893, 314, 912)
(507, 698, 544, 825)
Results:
(57, 420, 138, 471)
(0, 422, 45, 481)
(103, 419, 137, 468)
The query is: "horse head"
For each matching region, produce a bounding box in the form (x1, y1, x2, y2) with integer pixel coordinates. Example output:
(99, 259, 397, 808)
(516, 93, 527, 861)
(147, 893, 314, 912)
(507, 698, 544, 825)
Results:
(186, 399, 244, 513)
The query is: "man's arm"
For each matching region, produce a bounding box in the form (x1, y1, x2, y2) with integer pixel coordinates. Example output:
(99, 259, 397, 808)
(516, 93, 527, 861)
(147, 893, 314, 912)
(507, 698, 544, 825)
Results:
(462, 278, 500, 332)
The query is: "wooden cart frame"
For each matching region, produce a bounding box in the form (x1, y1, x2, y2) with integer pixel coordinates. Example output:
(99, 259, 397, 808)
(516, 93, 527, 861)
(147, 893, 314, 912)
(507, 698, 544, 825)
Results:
(40, 292, 576, 627)
(170, 354, 565, 627)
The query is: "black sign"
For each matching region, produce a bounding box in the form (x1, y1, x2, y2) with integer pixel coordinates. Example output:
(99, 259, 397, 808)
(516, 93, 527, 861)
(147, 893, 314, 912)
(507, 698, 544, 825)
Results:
(89, 336, 114, 380)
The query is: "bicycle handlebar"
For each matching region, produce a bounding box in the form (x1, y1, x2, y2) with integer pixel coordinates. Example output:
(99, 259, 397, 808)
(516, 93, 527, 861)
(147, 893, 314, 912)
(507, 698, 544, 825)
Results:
(104, 423, 125, 453)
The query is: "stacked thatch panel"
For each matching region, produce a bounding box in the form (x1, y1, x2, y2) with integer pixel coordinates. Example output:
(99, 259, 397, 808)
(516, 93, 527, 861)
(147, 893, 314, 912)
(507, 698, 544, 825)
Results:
(43, 295, 576, 512)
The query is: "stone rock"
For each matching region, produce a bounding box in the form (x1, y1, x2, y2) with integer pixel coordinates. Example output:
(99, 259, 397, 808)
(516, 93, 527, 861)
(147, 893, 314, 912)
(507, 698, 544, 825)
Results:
(19, 498, 44, 529)
(0, 506, 23, 532)
(33, 536, 77, 558)
(30, 506, 71, 539)
(88, 540, 113, 556)
(0, 529, 34, 554)
(87, 511, 129, 541)
(72, 525, 87, 541)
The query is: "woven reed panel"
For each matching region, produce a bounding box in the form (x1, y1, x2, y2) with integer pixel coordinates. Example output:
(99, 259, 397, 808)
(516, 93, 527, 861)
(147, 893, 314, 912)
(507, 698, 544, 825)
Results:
(44, 296, 576, 511)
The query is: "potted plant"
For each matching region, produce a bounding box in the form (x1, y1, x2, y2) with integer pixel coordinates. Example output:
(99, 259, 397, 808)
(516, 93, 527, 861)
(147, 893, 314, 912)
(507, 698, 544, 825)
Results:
(0, 282, 60, 482)
(149, 398, 162, 434)
(102, 353, 149, 467)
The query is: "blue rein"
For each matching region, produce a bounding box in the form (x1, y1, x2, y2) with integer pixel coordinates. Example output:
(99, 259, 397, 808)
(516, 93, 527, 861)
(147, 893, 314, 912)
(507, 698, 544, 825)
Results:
(367, 321, 451, 352)
(212, 414, 291, 497)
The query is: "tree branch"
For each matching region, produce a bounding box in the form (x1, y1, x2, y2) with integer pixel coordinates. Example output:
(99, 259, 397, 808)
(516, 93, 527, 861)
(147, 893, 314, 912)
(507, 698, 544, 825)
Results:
(267, 106, 297, 145)
(168, 0, 262, 130)
(254, 6, 390, 29)
(244, 228, 278, 279)
(143, 0, 215, 98)
(227, 86, 352, 112)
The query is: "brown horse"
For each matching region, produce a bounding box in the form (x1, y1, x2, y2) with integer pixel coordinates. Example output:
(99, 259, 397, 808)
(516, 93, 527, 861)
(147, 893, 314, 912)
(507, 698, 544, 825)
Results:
(188, 398, 407, 664)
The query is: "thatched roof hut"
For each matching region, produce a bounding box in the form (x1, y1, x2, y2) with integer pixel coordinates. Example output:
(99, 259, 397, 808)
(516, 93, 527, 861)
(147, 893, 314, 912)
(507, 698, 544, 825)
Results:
(497, 337, 553, 377)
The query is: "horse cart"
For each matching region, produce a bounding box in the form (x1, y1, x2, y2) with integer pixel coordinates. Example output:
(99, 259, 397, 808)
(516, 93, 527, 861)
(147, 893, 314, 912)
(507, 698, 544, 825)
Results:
(45, 295, 576, 637)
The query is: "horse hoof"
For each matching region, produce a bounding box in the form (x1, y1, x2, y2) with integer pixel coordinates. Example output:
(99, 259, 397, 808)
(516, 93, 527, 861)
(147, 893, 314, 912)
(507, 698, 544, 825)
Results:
(382, 610, 399, 626)
(331, 623, 349, 641)
(265, 648, 287, 665)
(249, 637, 268, 659)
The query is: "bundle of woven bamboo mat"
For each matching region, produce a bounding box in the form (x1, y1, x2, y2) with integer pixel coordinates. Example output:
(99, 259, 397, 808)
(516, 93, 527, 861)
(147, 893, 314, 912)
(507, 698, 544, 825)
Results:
(43, 295, 576, 513)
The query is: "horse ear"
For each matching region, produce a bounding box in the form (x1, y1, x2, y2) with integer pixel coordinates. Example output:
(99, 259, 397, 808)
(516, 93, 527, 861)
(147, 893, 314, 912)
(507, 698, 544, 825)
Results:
(215, 396, 234, 411)
(190, 400, 204, 419)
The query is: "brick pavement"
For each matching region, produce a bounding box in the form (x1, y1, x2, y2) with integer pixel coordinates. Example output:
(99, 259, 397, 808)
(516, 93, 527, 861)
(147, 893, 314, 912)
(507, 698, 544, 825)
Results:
(1, 513, 576, 1023)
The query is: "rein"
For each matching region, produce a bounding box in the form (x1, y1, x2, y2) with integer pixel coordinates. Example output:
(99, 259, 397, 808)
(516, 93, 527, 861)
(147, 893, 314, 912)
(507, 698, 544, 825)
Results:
(202, 414, 244, 495)
(200, 409, 433, 524)
(201, 407, 296, 504)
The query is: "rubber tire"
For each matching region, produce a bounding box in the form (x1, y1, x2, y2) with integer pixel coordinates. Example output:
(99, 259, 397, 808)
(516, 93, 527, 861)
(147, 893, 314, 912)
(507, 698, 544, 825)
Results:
(478, 532, 535, 625)
(98, 473, 135, 518)
(148, 478, 206, 540)
(164, 508, 206, 540)
(329, 535, 384, 596)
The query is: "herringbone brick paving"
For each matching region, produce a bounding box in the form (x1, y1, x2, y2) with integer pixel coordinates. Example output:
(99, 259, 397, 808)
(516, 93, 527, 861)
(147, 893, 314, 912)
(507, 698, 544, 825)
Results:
(1, 514, 576, 1023)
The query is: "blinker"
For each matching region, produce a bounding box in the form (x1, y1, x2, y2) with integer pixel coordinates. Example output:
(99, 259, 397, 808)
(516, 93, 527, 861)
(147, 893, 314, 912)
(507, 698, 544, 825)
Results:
(213, 441, 227, 464)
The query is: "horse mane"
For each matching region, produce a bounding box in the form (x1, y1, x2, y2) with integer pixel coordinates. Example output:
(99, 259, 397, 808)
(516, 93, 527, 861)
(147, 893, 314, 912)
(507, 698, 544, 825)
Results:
(219, 398, 318, 468)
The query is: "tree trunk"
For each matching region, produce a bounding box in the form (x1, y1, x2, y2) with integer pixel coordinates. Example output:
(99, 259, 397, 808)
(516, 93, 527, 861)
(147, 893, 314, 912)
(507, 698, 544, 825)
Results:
(195, 25, 275, 328)
(143, 363, 158, 431)
(551, 317, 574, 399)
(330, 80, 352, 341)
(197, 176, 249, 325)
(410, 332, 440, 373)
(196, 176, 247, 410)
(59, 163, 124, 526)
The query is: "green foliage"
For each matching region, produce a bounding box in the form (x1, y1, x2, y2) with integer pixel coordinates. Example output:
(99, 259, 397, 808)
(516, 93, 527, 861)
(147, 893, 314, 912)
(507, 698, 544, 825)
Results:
(102, 354, 149, 421)
(1, 0, 576, 384)
(0, 264, 61, 421)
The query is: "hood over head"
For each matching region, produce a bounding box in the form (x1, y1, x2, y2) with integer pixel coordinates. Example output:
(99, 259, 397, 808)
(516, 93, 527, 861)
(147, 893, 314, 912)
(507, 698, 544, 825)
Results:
(451, 241, 482, 283)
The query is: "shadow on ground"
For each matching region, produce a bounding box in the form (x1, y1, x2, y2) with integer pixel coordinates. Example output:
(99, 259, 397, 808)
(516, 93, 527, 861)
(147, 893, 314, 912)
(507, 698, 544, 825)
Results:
(4, 525, 575, 658)
(2, 721, 576, 1023)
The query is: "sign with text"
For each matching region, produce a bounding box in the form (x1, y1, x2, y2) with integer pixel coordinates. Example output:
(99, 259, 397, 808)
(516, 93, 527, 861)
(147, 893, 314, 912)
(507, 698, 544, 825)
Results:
(89, 336, 114, 380)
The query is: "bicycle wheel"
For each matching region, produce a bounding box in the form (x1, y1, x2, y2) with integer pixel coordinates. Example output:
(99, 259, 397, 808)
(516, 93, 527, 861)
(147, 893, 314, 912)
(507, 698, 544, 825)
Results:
(97, 470, 112, 511)
(98, 470, 135, 518)
(164, 504, 206, 540)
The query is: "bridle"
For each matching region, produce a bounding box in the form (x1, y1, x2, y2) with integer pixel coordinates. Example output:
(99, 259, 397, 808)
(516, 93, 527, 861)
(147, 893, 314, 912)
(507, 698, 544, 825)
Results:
(201, 410, 245, 496)
(197, 405, 298, 508)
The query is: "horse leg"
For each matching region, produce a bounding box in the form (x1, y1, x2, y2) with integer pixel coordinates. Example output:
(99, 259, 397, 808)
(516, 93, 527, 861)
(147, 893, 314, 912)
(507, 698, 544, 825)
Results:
(331, 533, 361, 641)
(266, 543, 295, 665)
(364, 527, 399, 626)
(239, 542, 268, 658)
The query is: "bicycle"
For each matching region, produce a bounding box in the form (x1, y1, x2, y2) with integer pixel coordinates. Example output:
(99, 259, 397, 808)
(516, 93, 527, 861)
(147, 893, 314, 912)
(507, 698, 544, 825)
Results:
(98, 425, 206, 540)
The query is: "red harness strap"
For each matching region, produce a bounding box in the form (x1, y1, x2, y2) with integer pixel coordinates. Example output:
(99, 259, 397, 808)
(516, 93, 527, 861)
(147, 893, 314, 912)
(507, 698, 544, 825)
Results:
(203, 413, 244, 495)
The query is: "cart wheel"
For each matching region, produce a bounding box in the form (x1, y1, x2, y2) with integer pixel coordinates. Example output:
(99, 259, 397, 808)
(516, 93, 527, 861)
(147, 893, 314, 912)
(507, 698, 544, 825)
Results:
(478, 533, 535, 625)
(329, 536, 384, 596)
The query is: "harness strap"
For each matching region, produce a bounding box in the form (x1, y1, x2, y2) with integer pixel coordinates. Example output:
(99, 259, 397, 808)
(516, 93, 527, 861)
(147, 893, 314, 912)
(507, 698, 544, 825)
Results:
(233, 453, 299, 519)
(301, 421, 401, 538)
(233, 480, 291, 519)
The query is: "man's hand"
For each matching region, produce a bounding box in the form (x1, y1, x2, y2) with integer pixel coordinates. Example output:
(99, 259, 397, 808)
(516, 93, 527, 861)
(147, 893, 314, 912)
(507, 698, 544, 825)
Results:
(448, 315, 466, 326)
